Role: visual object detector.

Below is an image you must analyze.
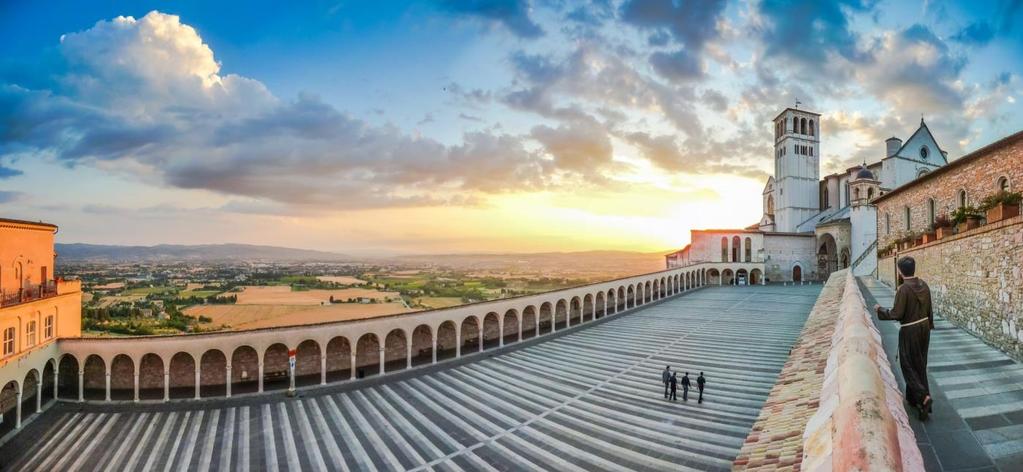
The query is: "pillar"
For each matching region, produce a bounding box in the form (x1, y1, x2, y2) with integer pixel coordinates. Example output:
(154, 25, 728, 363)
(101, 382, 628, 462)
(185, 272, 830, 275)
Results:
(349, 353, 357, 380)
(105, 371, 111, 402)
(378, 347, 385, 375)
(53, 366, 58, 400)
(36, 381, 42, 413)
(15, 391, 22, 428)
(518, 318, 523, 342)
(226, 365, 233, 397)
(431, 339, 438, 364)
(258, 363, 264, 393)
(499, 321, 505, 347)
(133, 373, 139, 402)
(321, 356, 327, 385)
(456, 332, 462, 358)
(194, 367, 201, 399)
(78, 370, 84, 402)
(163, 370, 170, 402)
(288, 358, 296, 393)
(406, 342, 412, 369)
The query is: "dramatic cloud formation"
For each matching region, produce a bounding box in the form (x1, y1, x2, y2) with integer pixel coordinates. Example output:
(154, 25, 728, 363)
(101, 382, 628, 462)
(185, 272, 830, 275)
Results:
(437, 0, 544, 38)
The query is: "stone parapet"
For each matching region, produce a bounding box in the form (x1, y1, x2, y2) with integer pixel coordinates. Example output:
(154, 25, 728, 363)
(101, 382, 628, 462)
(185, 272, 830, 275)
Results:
(734, 269, 922, 471)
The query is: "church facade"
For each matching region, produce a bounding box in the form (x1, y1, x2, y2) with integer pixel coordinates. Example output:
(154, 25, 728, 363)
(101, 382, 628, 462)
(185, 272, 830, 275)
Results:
(666, 106, 948, 283)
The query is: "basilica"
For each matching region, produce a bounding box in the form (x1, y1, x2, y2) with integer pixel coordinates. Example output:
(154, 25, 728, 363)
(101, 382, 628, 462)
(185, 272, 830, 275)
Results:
(665, 106, 948, 283)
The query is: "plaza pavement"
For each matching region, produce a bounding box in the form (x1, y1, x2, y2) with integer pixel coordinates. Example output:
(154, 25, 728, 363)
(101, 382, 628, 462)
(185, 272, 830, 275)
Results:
(0, 284, 822, 472)
(860, 276, 1023, 471)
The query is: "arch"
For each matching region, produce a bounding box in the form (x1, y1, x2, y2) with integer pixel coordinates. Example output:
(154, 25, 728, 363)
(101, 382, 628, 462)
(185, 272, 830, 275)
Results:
(885, 213, 891, 235)
(109, 354, 135, 400)
(230, 346, 259, 394)
(722, 269, 735, 286)
(502, 310, 519, 345)
(793, 264, 803, 282)
(139, 353, 165, 399)
(482, 312, 500, 350)
(617, 286, 626, 311)
(732, 236, 741, 262)
(200, 349, 228, 397)
(21, 369, 38, 420)
(904, 206, 911, 231)
(41, 359, 56, 405)
(355, 333, 381, 378)
(411, 325, 433, 367)
(82, 354, 106, 401)
(868, 187, 874, 199)
(840, 248, 850, 269)
(744, 237, 752, 262)
(0, 380, 17, 437)
(168, 352, 196, 399)
(583, 294, 594, 321)
(384, 329, 408, 373)
(809, 119, 815, 136)
(707, 269, 721, 285)
(295, 339, 322, 385)
(721, 237, 728, 262)
(800, 117, 807, 135)
(817, 233, 838, 278)
(998, 175, 1010, 192)
(736, 269, 749, 286)
(461, 316, 481, 354)
(854, 187, 860, 201)
(958, 189, 968, 209)
(57, 354, 79, 400)
(651, 280, 659, 301)
(595, 292, 605, 318)
(538, 302, 553, 335)
(751, 268, 763, 285)
(262, 343, 289, 391)
(436, 321, 458, 361)
(767, 195, 774, 215)
(626, 285, 635, 308)
(555, 299, 568, 330)
(635, 284, 644, 305)
(569, 297, 582, 326)
(521, 306, 537, 339)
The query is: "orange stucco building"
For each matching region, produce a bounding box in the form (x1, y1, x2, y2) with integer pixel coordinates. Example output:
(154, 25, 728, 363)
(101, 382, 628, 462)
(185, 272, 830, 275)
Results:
(0, 218, 81, 434)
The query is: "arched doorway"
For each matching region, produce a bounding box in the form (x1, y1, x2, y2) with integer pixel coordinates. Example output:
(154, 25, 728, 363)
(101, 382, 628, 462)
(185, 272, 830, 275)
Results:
(230, 346, 259, 394)
(482, 313, 500, 349)
(262, 344, 289, 391)
(383, 330, 407, 373)
(82, 355, 105, 401)
(722, 269, 735, 286)
(736, 269, 749, 286)
(521, 307, 537, 339)
(168, 352, 196, 399)
(616, 287, 625, 311)
(460, 316, 480, 354)
(139, 353, 165, 399)
(295, 340, 322, 385)
(42, 360, 56, 405)
(325, 337, 352, 381)
(109, 354, 135, 400)
(840, 248, 850, 269)
(793, 264, 803, 282)
(57, 354, 79, 400)
(751, 269, 763, 285)
(554, 300, 568, 330)
(355, 333, 381, 378)
(411, 325, 433, 367)
(502, 310, 519, 345)
(200, 350, 228, 397)
(539, 302, 553, 334)
(817, 233, 838, 280)
(595, 292, 605, 318)
(436, 321, 457, 361)
(707, 269, 721, 285)
(0, 381, 18, 437)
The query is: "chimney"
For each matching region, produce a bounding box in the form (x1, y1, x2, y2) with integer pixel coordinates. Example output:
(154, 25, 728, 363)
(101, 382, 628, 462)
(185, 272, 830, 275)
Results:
(885, 137, 902, 157)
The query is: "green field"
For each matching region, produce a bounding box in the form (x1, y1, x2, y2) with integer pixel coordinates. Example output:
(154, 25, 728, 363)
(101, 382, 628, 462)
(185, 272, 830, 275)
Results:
(123, 286, 178, 296)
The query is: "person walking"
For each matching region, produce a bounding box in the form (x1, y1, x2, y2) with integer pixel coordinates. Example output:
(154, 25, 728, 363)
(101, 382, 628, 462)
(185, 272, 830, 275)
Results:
(875, 256, 934, 421)
(669, 373, 678, 401)
(662, 366, 672, 399)
(697, 372, 706, 403)
(681, 372, 691, 401)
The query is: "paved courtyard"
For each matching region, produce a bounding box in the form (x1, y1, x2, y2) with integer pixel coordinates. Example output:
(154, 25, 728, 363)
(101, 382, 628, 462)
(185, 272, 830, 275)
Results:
(860, 277, 1023, 471)
(0, 284, 821, 472)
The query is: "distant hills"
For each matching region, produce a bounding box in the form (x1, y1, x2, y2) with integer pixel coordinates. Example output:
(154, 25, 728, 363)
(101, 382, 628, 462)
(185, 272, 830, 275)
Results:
(56, 243, 351, 262)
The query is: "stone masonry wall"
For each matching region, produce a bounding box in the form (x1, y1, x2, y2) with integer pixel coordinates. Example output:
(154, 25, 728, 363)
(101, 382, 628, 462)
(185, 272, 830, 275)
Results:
(875, 133, 1023, 249)
(879, 215, 1023, 361)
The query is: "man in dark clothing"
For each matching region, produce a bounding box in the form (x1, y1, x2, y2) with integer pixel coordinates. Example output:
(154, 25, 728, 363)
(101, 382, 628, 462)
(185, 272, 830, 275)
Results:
(662, 366, 671, 399)
(681, 372, 691, 401)
(697, 372, 705, 403)
(669, 373, 678, 401)
(875, 256, 934, 421)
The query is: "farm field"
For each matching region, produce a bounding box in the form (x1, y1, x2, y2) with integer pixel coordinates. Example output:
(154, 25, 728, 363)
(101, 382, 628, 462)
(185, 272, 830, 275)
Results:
(186, 302, 413, 330)
(316, 275, 365, 285)
(234, 285, 400, 305)
(416, 296, 464, 309)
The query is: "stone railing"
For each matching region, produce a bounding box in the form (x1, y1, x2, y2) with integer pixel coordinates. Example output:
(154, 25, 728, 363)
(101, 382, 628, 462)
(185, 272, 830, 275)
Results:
(734, 269, 922, 471)
(801, 270, 922, 471)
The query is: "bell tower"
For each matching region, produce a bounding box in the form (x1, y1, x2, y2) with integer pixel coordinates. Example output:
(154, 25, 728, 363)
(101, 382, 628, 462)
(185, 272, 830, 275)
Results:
(772, 106, 821, 232)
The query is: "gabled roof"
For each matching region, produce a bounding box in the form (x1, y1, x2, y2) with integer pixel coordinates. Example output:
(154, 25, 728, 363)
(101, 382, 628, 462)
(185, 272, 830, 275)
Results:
(762, 176, 775, 194)
(891, 118, 947, 163)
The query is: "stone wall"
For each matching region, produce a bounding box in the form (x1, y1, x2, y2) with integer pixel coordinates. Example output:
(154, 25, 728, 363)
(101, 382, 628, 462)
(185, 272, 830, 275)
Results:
(879, 215, 1023, 361)
(874, 131, 1023, 248)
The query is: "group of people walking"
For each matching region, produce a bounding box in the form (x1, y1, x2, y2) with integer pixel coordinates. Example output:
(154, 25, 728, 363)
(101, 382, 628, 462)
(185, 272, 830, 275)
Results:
(661, 366, 704, 403)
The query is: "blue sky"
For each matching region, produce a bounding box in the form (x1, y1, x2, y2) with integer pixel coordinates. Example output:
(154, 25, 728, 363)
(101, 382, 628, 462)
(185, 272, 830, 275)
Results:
(0, 1, 1021, 255)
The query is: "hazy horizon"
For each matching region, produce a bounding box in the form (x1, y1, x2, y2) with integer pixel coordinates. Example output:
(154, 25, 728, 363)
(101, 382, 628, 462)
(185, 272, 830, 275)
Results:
(2, 1, 1021, 254)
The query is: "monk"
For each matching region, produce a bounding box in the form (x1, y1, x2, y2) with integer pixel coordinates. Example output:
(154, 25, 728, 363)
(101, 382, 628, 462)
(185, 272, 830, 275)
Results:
(875, 256, 934, 420)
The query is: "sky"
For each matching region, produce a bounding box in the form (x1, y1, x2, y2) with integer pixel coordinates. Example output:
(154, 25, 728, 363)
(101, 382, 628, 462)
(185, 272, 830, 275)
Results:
(0, 0, 1021, 256)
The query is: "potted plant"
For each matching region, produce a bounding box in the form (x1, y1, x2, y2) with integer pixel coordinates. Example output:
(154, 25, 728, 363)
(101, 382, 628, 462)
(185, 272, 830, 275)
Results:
(979, 190, 1022, 223)
(952, 205, 983, 232)
(931, 214, 953, 240)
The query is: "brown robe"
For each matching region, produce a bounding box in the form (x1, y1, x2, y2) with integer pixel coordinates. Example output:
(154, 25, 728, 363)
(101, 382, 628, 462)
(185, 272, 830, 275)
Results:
(876, 277, 934, 407)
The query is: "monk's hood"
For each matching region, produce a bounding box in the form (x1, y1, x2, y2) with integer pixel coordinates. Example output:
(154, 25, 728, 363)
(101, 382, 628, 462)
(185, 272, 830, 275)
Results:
(903, 278, 929, 304)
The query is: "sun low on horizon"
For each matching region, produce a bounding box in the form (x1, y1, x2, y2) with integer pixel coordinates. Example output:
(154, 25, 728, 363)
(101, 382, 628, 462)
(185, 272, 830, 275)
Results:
(1, 1, 1021, 256)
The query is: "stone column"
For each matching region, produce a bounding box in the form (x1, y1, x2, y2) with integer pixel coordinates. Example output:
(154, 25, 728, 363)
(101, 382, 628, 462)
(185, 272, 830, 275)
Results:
(288, 359, 295, 394)
(456, 332, 462, 358)
(378, 347, 386, 375)
(104, 371, 111, 402)
(226, 365, 233, 398)
(518, 317, 523, 342)
(258, 363, 264, 393)
(53, 366, 59, 400)
(350, 353, 357, 380)
(321, 356, 327, 385)
(78, 370, 84, 402)
(405, 342, 412, 370)
(163, 370, 170, 402)
(194, 367, 201, 399)
(431, 338, 438, 364)
(36, 381, 42, 413)
(15, 390, 22, 428)
(133, 373, 139, 402)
